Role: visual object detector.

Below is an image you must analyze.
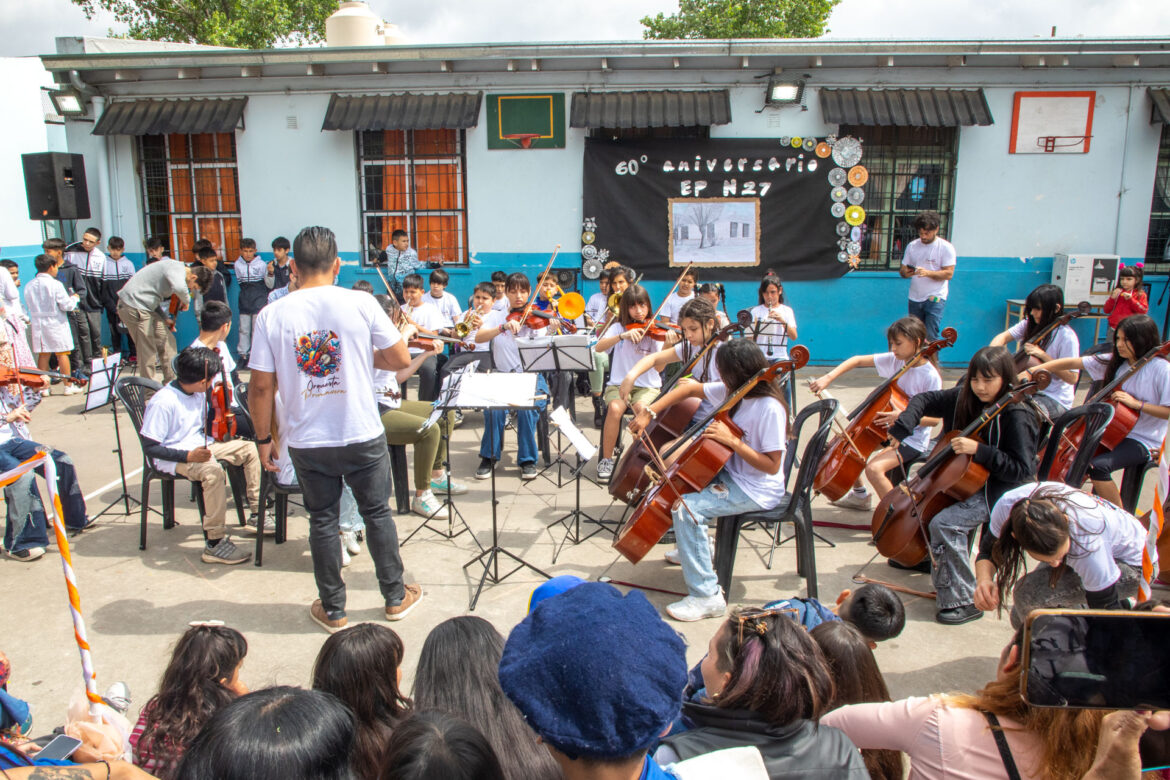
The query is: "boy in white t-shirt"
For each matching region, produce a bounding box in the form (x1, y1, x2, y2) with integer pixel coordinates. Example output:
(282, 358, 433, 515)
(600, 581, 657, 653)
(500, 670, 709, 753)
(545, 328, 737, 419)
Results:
(473, 272, 548, 481)
(426, 268, 463, 326)
(899, 210, 957, 342)
(139, 346, 261, 565)
(490, 271, 508, 311)
(401, 272, 449, 401)
(190, 301, 253, 439)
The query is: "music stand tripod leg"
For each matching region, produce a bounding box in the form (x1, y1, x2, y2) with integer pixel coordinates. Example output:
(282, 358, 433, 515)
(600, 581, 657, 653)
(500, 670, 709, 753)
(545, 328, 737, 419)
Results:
(549, 455, 604, 563)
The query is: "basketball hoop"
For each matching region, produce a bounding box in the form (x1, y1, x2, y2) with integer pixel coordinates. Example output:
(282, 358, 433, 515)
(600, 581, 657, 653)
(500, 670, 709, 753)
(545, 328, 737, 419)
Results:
(1036, 135, 1091, 153)
(502, 133, 542, 149)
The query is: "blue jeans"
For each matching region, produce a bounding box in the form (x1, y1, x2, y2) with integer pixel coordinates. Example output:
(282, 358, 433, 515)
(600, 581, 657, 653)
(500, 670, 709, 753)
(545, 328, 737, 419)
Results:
(479, 375, 548, 466)
(672, 474, 767, 598)
(908, 298, 946, 342)
(338, 484, 363, 534)
(1, 439, 88, 553)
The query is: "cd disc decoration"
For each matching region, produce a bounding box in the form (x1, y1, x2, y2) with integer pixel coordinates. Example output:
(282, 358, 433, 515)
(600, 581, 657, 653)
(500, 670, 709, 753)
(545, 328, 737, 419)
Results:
(844, 205, 867, 226)
(836, 221, 850, 236)
(831, 202, 846, 218)
(832, 137, 863, 167)
(847, 165, 869, 187)
(846, 188, 865, 205)
(830, 187, 848, 203)
(827, 168, 847, 187)
(815, 142, 832, 158)
(581, 244, 598, 260)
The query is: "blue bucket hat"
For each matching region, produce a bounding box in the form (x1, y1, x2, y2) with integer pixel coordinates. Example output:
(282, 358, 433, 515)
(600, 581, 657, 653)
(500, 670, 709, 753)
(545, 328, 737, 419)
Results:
(499, 582, 687, 760)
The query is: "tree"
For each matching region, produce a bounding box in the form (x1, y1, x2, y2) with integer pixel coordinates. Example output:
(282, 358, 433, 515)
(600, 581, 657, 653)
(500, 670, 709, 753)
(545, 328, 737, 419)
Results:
(685, 203, 723, 249)
(71, 0, 339, 49)
(641, 0, 840, 39)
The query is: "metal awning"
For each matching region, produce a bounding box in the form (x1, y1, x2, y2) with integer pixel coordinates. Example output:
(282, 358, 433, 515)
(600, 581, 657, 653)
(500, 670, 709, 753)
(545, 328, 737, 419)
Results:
(321, 92, 482, 131)
(93, 97, 247, 135)
(570, 90, 732, 128)
(1149, 88, 1170, 124)
(819, 87, 993, 127)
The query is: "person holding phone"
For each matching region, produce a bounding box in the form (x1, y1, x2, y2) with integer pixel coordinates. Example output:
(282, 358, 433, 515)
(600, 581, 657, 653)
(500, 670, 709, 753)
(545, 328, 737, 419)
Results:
(974, 482, 1145, 629)
(899, 210, 956, 342)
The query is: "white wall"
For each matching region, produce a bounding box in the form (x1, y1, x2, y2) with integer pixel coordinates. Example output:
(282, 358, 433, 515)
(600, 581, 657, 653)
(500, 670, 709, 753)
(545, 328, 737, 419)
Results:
(0, 57, 58, 249)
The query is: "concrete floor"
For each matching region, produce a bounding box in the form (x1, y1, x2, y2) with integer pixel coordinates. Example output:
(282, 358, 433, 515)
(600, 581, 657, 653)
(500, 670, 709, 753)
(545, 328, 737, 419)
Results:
(1, 367, 1162, 733)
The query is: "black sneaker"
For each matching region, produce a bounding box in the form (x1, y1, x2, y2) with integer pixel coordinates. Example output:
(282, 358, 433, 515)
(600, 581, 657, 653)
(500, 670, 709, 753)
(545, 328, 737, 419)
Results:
(520, 463, 537, 480)
(888, 557, 931, 574)
(475, 457, 494, 480)
(201, 537, 251, 565)
(936, 604, 983, 626)
(5, 546, 45, 561)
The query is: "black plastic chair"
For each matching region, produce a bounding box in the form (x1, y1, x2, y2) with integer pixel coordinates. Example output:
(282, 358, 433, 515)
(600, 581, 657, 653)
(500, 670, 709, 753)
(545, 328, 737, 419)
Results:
(1037, 402, 1115, 488)
(1120, 460, 1157, 515)
(252, 469, 303, 566)
(114, 376, 248, 551)
(711, 398, 838, 600)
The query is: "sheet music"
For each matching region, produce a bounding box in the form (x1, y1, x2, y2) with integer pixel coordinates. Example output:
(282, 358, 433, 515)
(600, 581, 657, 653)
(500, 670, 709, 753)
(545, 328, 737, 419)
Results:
(85, 352, 122, 412)
(549, 405, 597, 461)
(454, 372, 540, 409)
(518, 335, 594, 372)
(419, 361, 480, 431)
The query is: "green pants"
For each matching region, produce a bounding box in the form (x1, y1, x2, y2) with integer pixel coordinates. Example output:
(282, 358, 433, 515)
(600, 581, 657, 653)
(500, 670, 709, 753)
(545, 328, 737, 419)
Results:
(589, 351, 610, 395)
(381, 400, 450, 491)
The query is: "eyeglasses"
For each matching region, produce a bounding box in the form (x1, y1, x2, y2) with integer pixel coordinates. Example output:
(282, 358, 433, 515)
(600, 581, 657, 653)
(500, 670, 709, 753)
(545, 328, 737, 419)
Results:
(734, 606, 796, 644)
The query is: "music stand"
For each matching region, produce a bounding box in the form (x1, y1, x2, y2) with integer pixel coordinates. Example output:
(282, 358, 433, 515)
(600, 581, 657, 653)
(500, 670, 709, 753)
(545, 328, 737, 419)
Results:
(82, 352, 140, 518)
(518, 335, 594, 486)
(402, 363, 480, 547)
(457, 371, 551, 610)
(544, 406, 607, 563)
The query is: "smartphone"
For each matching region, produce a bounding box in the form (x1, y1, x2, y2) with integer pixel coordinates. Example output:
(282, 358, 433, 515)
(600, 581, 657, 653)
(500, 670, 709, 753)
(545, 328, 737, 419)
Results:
(1022, 609, 1170, 710)
(36, 734, 83, 761)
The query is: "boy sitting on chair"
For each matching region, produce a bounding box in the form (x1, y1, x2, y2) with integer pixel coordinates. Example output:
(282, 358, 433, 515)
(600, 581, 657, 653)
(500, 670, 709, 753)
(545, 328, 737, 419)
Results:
(139, 346, 261, 565)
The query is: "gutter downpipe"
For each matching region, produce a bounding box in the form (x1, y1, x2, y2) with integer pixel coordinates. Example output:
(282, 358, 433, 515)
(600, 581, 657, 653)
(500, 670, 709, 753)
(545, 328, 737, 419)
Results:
(90, 94, 114, 239)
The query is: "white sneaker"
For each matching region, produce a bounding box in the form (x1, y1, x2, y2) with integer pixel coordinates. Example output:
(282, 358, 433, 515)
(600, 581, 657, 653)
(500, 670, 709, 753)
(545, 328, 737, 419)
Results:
(831, 490, 872, 511)
(341, 529, 361, 556)
(666, 592, 727, 622)
(63, 384, 82, 396)
(664, 537, 715, 566)
(597, 458, 615, 480)
(340, 539, 351, 568)
(411, 490, 443, 518)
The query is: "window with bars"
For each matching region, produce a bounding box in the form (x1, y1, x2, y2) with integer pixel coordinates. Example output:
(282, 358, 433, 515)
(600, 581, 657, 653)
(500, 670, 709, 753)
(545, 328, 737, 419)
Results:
(1144, 123, 1170, 270)
(138, 133, 243, 262)
(839, 125, 959, 270)
(358, 130, 469, 266)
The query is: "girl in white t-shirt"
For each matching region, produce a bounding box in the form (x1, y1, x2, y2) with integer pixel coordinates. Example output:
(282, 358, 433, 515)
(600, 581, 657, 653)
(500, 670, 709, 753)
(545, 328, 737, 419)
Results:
(749, 273, 797, 410)
(975, 482, 1145, 628)
(808, 317, 943, 511)
(635, 338, 788, 622)
(1028, 314, 1170, 508)
(696, 283, 730, 329)
(594, 284, 676, 480)
(990, 284, 1080, 417)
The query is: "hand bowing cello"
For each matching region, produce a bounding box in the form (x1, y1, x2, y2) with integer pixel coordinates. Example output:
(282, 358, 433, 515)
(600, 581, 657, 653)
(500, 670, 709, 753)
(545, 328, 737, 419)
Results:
(609, 309, 753, 505)
(1043, 339, 1170, 482)
(870, 370, 1050, 568)
(1012, 300, 1091, 370)
(614, 346, 809, 564)
(813, 327, 957, 502)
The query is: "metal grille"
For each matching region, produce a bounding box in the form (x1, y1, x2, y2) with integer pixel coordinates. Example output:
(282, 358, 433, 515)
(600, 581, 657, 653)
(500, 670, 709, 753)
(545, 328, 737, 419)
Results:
(358, 130, 468, 266)
(1145, 123, 1170, 270)
(839, 125, 958, 270)
(138, 133, 242, 262)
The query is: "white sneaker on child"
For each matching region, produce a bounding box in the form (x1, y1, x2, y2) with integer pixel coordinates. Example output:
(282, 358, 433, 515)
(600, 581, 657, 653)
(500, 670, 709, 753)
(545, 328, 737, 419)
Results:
(666, 593, 727, 622)
(340, 538, 351, 568)
(831, 490, 872, 511)
(341, 529, 361, 556)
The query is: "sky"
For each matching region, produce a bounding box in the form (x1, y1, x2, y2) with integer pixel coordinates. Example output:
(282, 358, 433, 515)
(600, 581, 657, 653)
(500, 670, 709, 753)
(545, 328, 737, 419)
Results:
(5, 0, 1170, 58)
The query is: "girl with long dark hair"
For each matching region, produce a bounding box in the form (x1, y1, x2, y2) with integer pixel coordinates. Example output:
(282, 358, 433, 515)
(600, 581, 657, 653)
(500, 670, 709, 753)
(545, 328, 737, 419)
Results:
(594, 283, 674, 480)
(990, 283, 1081, 417)
(634, 338, 789, 622)
(412, 616, 559, 780)
(380, 711, 505, 780)
(809, 316, 943, 511)
(657, 608, 868, 775)
(749, 273, 798, 410)
(972, 482, 1145, 627)
(884, 345, 1039, 626)
(312, 623, 412, 780)
(811, 622, 903, 780)
(131, 624, 248, 778)
(1029, 313, 1170, 508)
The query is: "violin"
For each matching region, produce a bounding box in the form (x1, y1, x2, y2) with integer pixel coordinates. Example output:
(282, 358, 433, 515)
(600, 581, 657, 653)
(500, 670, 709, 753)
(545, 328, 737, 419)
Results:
(813, 327, 958, 502)
(870, 371, 1051, 567)
(208, 349, 236, 442)
(1014, 300, 1091, 370)
(614, 347, 810, 564)
(507, 306, 551, 331)
(166, 294, 183, 332)
(625, 320, 677, 343)
(609, 310, 752, 506)
(1045, 339, 1170, 482)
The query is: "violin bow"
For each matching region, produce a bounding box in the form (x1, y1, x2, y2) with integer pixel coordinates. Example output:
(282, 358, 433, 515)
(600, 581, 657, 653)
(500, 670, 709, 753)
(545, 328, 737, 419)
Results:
(517, 245, 561, 328)
(806, 384, 867, 461)
(643, 262, 693, 337)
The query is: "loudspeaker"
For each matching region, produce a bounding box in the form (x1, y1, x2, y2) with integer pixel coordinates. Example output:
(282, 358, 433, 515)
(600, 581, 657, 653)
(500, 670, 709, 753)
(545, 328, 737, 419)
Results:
(22, 152, 90, 221)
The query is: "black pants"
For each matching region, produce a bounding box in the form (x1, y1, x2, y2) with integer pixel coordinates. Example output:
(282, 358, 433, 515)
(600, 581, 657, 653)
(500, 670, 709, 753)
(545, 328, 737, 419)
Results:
(104, 305, 134, 357)
(414, 353, 448, 402)
(883, 443, 925, 485)
(67, 310, 93, 374)
(1087, 437, 1151, 481)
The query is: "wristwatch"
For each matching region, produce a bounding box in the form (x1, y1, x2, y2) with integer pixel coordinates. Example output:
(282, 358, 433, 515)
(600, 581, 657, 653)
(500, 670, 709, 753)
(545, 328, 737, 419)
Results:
(254, 435, 272, 445)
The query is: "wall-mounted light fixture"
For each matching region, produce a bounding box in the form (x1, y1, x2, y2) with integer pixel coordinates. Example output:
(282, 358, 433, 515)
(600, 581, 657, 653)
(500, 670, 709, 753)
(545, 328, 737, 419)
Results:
(765, 77, 805, 106)
(49, 88, 88, 117)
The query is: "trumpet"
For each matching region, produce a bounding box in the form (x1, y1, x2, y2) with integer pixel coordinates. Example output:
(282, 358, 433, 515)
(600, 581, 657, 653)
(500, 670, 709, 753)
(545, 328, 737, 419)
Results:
(453, 308, 478, 339)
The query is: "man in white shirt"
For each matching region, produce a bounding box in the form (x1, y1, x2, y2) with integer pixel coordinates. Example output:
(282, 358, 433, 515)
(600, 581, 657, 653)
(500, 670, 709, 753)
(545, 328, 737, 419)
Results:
(248, 226, 419, 634)
(899, 210, 957, 342)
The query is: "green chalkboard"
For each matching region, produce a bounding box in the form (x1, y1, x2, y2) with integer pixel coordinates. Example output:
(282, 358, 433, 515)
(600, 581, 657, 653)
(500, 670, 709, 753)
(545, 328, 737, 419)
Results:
(486, 93, 565, 150)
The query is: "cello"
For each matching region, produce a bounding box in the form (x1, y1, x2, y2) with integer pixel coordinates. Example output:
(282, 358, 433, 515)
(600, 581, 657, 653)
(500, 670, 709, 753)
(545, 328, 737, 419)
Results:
(609, 309, 752, 505)
(813, 327, 957, 502)
(614, 346, 809, 564)
(1044, 339, 1170, 482)
(1012, 300, 1091, 370)
(870, 371, 1051, 567)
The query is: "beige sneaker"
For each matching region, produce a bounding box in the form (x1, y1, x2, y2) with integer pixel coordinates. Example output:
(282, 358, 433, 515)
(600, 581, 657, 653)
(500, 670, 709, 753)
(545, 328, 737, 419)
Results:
(385, 584, 423, 621)
(310, 599, 348, 633)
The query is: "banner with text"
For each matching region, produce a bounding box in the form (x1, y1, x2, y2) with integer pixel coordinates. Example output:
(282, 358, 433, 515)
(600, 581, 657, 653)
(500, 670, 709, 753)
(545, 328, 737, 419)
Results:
(582, 136, 869, 282)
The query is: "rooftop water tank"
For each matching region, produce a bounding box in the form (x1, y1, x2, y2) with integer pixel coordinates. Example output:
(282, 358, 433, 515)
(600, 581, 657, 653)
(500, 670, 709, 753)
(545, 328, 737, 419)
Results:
(326, 2, 383, 47)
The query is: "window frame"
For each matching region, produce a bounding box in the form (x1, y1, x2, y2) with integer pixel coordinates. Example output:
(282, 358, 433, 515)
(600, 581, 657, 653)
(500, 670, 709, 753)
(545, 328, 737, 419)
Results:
(838, 124, 960, 271)
(1144, 123, 1170, 271)
(356, 129, 470, 267)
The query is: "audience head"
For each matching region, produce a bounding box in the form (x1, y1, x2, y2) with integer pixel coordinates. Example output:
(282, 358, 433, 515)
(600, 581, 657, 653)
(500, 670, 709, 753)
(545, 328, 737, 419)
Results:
(402, 273, 424, 293)
(380, 711, 504, 780)
(390, 229, 409, 249)
(146, 236, 167, 256)
(913, 210, 941, 234)
(200, 300, 233, 334)
(414, 616, 558, 780)
(174, 686, 355, 780)
(196, 246, 218, 265)
(293, 226, 340, 277)
(810, 621, 890, 708)
(239, 238, 256, 253)
(499, 583, 687, 768)
(701, 606, 834, 726)
(107, 236, 125, 252)
(271, 236, 291, 252)
(176, 346, 222, 385)
(41, 237, 66, 258)
(351, 279, 375, 295)
(836, 584, 906, 643)
(429, 268, 449, 288)
(313, 624, 411, 780)
(189, 264, 215, 294)
(33, 254, 56, 274)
